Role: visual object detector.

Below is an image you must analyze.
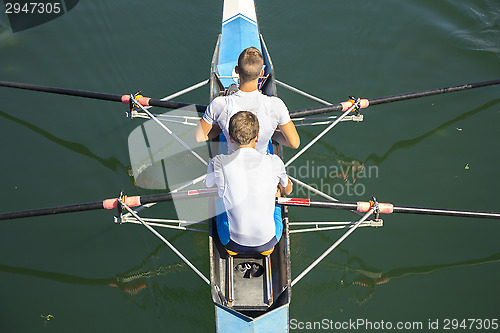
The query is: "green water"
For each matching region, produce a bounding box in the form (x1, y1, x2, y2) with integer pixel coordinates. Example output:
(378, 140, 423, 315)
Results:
(1, 1, 499, 332)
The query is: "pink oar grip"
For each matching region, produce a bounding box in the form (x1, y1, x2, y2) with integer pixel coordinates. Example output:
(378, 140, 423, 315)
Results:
(120, 95, 151, 106)
(357, 201, 371, 212)
(341, 99, 370, 111)
(103, 196, 142, 210)
(357, 201, 393, 214)
(379, 203, 394, 214)
(121, 95, 130, 104)
(126, 196, 142, 207)
(136, 96, 151, 106)
(341, 101, 353, 111)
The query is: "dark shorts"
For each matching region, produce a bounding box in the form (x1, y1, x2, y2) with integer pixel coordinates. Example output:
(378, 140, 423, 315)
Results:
(225, 236, 278, 253)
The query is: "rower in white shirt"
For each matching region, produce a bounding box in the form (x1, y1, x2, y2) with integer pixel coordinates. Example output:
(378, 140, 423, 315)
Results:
(206, 111, 293, 253)
(195, 46, 300, 154)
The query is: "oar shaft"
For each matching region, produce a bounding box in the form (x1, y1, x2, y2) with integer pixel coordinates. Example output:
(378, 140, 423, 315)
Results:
(277, 198, 500, 220)
(147, 99, 206, 112)
(277, 198, 357, 210)
(368, 79, 500, 106)
(0, 81, 207, 112)
(0, 189, 217, 221)
(137, 189, 217, 206)
(0, 80, 123, 102)
(289, 79, 500, 118)
(0, 201, 105, 220)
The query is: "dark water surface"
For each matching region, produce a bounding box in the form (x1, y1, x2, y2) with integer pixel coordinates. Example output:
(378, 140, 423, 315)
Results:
(1, 1, 499, 332)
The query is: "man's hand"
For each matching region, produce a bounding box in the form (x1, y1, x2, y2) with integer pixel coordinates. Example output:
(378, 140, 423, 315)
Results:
(278, 178, 293, 196)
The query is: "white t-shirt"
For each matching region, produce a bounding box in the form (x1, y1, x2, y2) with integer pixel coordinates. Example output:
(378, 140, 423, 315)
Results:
(206, 148, 289, 247)
(202, 90, 291, 154)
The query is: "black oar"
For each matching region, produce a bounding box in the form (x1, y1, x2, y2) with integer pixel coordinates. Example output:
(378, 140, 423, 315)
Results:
(290, 79, 500, 118)
(0, 189, 217, 221)
(277, 197, 500, 220)
(0, 80, 207, 113)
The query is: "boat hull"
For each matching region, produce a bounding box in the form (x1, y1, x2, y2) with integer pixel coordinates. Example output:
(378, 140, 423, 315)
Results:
(215, 302, 289, 333)
(208, 1, 291, 332)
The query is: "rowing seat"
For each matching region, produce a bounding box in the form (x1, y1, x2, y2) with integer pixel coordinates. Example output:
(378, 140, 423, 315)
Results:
(225, 246, 274, 256)
(225, 247, 274, 308)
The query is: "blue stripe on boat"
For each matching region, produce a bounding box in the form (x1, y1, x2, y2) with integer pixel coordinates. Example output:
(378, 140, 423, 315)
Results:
(218, 14, 261, 88)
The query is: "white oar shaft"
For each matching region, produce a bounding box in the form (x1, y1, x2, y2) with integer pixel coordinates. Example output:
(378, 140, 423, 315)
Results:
(288, 175, 364, 217)
(289, 224, 370, 234)
(119, 199, 210, 285)
(171, 174, 207, 193)
(276, 80, 332, 106)
(288, 175, 338, 202)
(285, 101, 359, 168)
(160, 79, 209, 102)
(291, 207, 375, 287)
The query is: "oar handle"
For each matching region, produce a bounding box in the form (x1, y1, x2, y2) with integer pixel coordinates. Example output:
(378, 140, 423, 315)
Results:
(290, 98, 369, 118)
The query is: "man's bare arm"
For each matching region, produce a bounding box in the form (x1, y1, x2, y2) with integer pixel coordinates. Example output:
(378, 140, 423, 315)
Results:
(195, 119, 222, 142)
(274, 121, 300, 149)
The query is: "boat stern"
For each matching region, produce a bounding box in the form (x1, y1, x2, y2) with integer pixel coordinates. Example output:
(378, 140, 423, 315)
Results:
(215, 302, 289, 333)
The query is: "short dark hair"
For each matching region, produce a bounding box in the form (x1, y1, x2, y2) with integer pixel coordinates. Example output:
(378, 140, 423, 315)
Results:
(237, 47, 264, 81)
(229, 111, 259, 145)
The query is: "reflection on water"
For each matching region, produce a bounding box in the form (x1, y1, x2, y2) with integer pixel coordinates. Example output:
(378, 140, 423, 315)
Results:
(0, 242, 192, 299)
(0, 109, 128, 173)
(364, 99, 500, 165)
(291, 248, 500, 314)
(2, 239, 498, 312)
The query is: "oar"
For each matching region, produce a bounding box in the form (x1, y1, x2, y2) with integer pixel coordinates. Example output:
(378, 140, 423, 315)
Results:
(0, 189, 217, 221)
(0, 80, 207, 113)
(289, 79, 500, 118)
(277, 197, 500, 220)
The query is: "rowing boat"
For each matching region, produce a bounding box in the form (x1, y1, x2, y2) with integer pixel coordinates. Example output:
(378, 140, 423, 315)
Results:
(208, 1, 291, 331)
